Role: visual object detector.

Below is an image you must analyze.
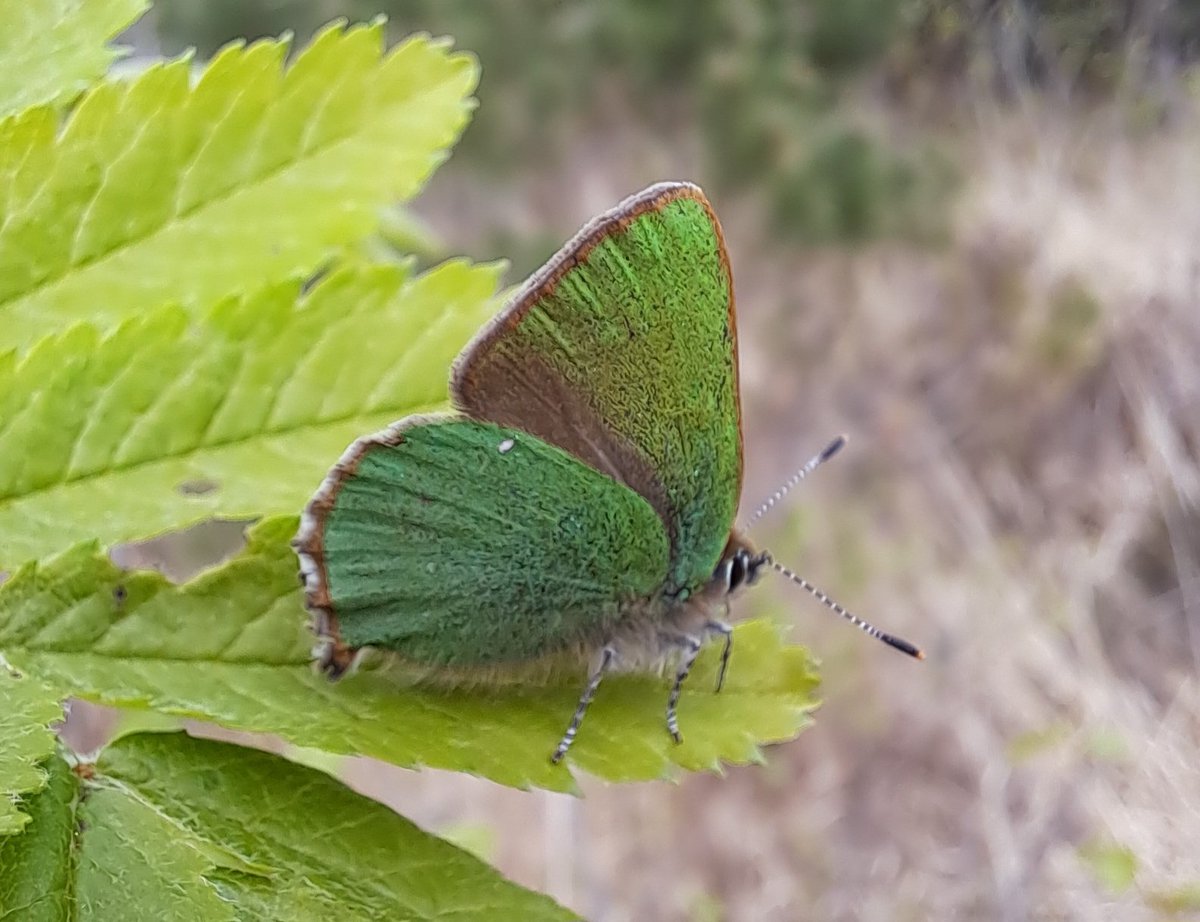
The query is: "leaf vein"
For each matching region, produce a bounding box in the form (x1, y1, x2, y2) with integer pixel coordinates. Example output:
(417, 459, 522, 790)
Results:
(3, 399, 444, 511)
(0, 55, 464, 316)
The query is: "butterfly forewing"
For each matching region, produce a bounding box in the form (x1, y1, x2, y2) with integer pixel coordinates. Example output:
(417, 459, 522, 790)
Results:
(452, 183, 743, 596)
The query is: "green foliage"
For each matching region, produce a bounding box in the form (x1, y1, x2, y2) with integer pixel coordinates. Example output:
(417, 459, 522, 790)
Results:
(0, 4, 821, 915)
(805, 0, 900, 76)
(1038, 277, 1103, 373)
(1147, 883, 1200, 914)
(0, 754, 77, 921)
(1005, 721, 1072, 763)
(766, 126, 952, 245)
(0, 734, 579, 920)
(1078, 837, 1200, 915)
(0, 518, 820, 792)
(153, 0, 950, 246)
(0, 0, 147, 118)
(898, 0, 1200, 97)
(0, 671, 63, 835)
(0, 260, 501, 564)
(1079, 839, 1139, 893)
(0, 21, 478, 350)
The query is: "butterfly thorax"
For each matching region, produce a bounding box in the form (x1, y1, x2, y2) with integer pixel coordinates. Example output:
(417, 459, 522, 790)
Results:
(666, 530, 765, 608)
(606, 530, 766, 664)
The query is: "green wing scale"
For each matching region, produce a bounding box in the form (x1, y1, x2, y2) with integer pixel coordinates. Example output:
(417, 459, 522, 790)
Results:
(297, 417, 670, 665)
(453, 183, 742, 596)
(296, 181, 743, 672)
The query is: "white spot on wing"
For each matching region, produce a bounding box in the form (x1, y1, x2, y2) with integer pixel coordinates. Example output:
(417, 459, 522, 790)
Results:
(498, 438, 515, 454)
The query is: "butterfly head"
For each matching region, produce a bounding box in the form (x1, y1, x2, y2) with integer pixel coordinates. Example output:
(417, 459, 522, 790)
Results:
(715, 435, 926, 660)
(712, 531, 769, 598)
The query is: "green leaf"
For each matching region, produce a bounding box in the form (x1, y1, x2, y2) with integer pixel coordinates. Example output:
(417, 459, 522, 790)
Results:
(0, 0, 148, 118)
(375, 203, 447, 262)
(0, 518, 821, 793)
(77, 775, 243, 921)
(0, 735, 577, 920)
(0, 755, 76, 920)
(0, 260, 501, 563)
(0, 669, 63, 836)
(1005, 721, 1071, 763)
(0, 22, 479, 350)
(1079, 839, 1139, 893)
(1147, 882, 1200, 914)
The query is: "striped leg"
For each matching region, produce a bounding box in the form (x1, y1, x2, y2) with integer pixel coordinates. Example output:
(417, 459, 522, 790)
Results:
(665, 635, 703, 744)
(705, 619, 734, 693)
(552, 645, 616, 764)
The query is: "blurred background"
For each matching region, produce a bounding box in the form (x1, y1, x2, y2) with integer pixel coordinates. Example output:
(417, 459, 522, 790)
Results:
(82, 1, 1200, 918)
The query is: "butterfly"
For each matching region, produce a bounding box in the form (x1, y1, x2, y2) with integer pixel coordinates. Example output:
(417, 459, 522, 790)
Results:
(293, 182, 920, 763)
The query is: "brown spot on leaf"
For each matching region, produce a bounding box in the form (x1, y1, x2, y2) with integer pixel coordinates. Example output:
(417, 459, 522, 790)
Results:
(177, 479, 219, 496)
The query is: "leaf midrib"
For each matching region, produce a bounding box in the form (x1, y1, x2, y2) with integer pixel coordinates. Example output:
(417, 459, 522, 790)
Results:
(0, 399, 446, 508)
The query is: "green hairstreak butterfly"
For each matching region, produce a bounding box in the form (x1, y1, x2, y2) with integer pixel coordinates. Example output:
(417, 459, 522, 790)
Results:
(293, 181, 921, 763)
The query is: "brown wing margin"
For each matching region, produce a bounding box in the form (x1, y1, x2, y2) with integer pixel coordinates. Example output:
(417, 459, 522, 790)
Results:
(449, 182, 743, 535)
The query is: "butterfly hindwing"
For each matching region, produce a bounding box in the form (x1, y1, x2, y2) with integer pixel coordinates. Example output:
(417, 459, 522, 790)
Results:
(297, 416, 671, 665)
(453, 183, 742, 596)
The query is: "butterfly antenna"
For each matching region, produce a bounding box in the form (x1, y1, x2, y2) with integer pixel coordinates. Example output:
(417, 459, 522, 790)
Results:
(767, 556, 925, 660)
(746, 435, 847, 529)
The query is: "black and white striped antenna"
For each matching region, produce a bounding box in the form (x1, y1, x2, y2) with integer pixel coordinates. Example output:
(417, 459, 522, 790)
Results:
(747, 434, 924, 660)
(768, 557, 924, 659)
(746, 434, 847, 528)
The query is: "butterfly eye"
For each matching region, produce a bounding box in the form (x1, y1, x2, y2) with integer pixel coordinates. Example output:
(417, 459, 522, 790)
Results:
(744, 550, 769, 587)
(731, 549, 770, 592)
(727, 554, 747, 592)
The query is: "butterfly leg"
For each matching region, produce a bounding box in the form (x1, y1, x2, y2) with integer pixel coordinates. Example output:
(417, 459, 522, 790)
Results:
(665, 635, 703, 744)
(705, 618, 734, 693)
(552, 645, 617, 764)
